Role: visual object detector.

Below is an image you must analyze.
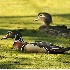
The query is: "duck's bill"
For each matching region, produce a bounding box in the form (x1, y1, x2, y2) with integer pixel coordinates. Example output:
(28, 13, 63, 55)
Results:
(34, 17, 39, 21)
(1, 36, 7, 40)
(34, 18, 38, 21)
(1, 34, 9, 40)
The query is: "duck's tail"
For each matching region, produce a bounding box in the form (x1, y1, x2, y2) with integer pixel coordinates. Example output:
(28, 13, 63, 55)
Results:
(63, 47, 70, 52)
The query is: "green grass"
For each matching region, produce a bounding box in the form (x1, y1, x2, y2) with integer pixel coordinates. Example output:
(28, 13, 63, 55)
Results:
(0, 0, 70, 69)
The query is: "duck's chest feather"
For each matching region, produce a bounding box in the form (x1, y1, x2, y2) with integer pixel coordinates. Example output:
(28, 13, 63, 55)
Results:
(24, 44, 47, 53)
(13, 42, 24, 49)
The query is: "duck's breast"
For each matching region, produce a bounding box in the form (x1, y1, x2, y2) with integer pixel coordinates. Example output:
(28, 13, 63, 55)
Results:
(13, 42, 23, 49)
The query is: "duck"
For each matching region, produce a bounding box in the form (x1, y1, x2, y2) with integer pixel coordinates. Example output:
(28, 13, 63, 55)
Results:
(1, 30, 70, 54)
(35, 12, 52, 27)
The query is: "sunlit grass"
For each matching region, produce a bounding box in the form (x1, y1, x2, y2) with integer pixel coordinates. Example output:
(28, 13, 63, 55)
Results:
(0, 0, 70, 16)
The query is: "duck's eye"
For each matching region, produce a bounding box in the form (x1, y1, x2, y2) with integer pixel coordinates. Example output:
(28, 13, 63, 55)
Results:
(39, 14, 45, 18)
(40, 14, 42, 16)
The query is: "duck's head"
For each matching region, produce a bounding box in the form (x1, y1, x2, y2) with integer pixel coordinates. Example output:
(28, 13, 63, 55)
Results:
(1, 30, 25, 50)
(1, 30, 24, 42)
(35, 12, 52, 26)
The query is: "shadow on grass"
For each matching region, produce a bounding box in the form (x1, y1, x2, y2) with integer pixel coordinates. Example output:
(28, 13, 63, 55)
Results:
(0, 13, 70, 19)
(0, 15, 36, 18)
(52, 14, 70, 20)
(0, 28, 70, 43)
(0, 63, 16, 69)
(0, 29, 10, 35)
(0, 56, 32, 69)
(0, 28, 49, 37)
(0, 28, 52, 42)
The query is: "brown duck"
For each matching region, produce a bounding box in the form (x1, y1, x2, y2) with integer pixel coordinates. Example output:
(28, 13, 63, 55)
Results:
(35, 12, 52, 27)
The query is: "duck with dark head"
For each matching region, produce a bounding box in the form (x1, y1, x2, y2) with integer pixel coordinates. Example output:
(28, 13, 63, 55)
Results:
(1, 30, 70, 54)
(35, 12, 52, 28)
(1, 30, 25, 51)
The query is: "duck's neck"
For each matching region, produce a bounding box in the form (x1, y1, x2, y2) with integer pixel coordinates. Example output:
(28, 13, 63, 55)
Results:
(14, 34, 24, 42)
